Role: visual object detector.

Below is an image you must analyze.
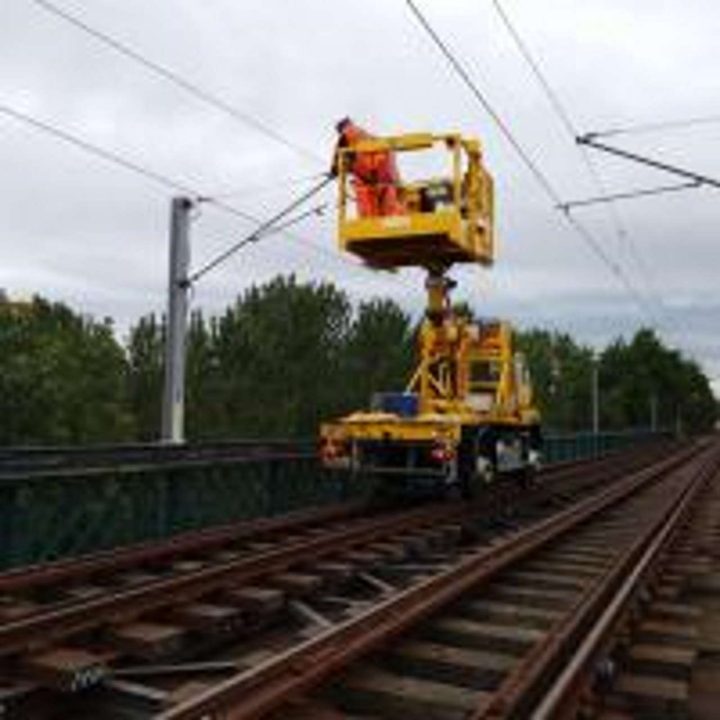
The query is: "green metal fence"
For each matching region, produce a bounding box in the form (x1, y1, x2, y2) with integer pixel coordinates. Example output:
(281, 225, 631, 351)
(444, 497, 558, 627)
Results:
(0, 430, 670, 571)
(543, 429, 672, 464)
(0, 454, 365, 570)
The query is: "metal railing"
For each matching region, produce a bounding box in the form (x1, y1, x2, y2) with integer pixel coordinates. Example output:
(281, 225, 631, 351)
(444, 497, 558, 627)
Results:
(0, 431, 671, 570)
(0, 449, 362, 570)
(543, 428, 673, 464)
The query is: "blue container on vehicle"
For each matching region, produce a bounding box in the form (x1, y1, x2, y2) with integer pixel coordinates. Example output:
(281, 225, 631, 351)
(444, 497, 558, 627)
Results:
(372, 392, 419, 417)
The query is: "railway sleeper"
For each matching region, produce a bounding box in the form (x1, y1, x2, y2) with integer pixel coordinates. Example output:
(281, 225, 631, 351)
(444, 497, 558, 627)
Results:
(603, 673, 690, 719)
(107, 622, 186, 661)
(422, 616, 544, 656)
(481, 581, 581, 609)
(384, 639, 515, 690)
(501, 568, 589, 592)
(166, 602, 242, 634)
(457, 598, 562, 630)
(22, 647, 109, 692)
(326, 663, 489, 720)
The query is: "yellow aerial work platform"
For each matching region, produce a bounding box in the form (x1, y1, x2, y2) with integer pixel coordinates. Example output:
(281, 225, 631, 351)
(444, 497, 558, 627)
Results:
(336, 132, 495, 270)
(323, 125, 541, 497)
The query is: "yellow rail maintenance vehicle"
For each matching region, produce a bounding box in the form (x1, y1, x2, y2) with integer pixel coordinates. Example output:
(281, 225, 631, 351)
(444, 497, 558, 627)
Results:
(320, 121, 541, 496)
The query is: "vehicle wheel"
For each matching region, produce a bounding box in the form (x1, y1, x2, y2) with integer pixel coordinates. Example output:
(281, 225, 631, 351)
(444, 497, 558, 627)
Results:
(518, 465, 536, 489)
(463, 461, 495, 500)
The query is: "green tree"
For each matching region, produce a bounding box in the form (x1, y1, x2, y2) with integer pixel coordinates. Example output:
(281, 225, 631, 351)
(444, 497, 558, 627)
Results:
(126, 314, 164, 440)
(0, 296, 133, 444)
(210, 275, 352, 437)
(341, 298, 415, 411)
(4, 282, 715, 445)
(516, 329, 594, 431)
(600, 329, 716, 433)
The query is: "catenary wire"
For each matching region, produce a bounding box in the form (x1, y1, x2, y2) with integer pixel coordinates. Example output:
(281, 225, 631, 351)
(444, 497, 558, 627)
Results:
(28, 0, 323, 165)
(490, 0, 623, 222)
(206, 172, 330, 201)
(188, 175, 333, 284)
(557, 180, 702, 212)
(0, 102, 418, 294)
(21, 2, 419, 293)
(405, 0, 660, 324)
(489, 0, 670, 324)
(0, 103, 196, 195)
(197, 203, 328, 293)
(490, 0, 713, 345)
(405, 1, 558, 204)
(594, 114, 720, 139)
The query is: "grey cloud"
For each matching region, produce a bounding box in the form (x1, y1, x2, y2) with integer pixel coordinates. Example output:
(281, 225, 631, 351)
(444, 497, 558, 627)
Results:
(0, 0, 718, 396)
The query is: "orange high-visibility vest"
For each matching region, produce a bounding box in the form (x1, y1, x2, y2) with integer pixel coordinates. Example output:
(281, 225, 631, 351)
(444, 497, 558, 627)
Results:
(339, 123, 405, 217)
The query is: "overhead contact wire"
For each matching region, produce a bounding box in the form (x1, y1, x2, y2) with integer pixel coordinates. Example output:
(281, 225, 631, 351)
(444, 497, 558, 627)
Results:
(405, 0, 559, 204)
(188, 174, 333, 284)
(0, 103, 196, 196)
(405, 0, 656, 322)
(594, 114, 720, 139)
(29, 0, 322, 165)
(0, 102, 416, 293)
(490, 0, 666, 322)
(490, 0, 624, 228)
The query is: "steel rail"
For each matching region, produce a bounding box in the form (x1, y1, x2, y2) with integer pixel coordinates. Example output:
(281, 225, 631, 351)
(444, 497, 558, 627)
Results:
(0, 500, 477, 658)
(474, 444, 719, 718)
(155, 445, 702, 720)
(529, 445, 720, 718)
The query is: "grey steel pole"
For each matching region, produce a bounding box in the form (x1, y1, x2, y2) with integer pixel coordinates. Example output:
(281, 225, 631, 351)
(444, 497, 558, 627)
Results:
(161, 197, 193, 444)
(650, 392, 658, 432)
(592, 354, 600, 435)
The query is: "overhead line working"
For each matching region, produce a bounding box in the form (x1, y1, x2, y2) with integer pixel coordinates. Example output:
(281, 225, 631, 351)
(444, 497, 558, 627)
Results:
(489, 0, 667, 321)
(578, 135, 720, 190)
(0, 102, 194, 196)
(0, 102, 416, 293)
(558, 180, 702, 212)
(29, 0, 322, 165)
(489, 0, 626, 231)
(592, 114, 720, 139)
(188, 174, 333, 285)
(490, 0, 577, 139)
(405, 0, 658, 323)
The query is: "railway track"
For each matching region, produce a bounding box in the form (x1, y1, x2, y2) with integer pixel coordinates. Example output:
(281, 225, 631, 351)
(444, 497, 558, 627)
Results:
(0, 441, 692, 718)
(582, 441, 720, 718)
(146, 441, 717, 720)
(0, 444, 666, 607)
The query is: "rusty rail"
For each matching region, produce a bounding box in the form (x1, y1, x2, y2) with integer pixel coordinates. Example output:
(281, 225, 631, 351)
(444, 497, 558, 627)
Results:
(476, 443, 719, 718)
(528, 445, 720, 718)
(0, 500, 477, 658)
(155, 444, 706, 720)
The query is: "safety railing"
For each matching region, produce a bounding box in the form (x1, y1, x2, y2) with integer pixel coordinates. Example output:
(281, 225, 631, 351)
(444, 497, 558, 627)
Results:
(0, 451, 366, 571)
(543, 428, 673, 464)
(0, 430, 671, 570)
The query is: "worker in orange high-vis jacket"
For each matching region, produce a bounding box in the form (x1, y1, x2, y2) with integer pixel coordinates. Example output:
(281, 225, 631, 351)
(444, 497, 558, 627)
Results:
(332, 118, 405, 217)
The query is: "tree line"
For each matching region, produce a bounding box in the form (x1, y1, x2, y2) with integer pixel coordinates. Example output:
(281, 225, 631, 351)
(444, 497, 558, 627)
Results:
(0, 276, 716, 445)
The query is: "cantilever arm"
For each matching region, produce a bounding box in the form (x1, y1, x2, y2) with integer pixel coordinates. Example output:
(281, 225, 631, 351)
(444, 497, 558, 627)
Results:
(577, 134, 720, 190)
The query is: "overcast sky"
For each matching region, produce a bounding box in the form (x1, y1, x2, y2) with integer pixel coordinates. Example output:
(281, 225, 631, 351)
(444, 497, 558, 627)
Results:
(1, 0, 719, 394)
